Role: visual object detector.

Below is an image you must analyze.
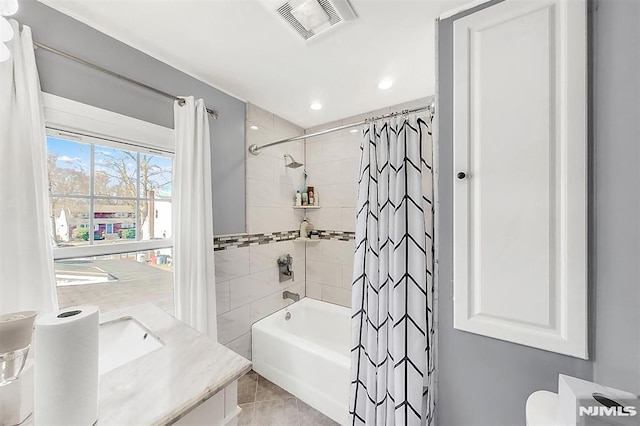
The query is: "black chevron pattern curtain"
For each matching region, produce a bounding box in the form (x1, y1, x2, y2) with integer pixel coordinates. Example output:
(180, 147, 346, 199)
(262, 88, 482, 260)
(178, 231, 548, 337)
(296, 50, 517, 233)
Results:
(349, 115, 435, 426)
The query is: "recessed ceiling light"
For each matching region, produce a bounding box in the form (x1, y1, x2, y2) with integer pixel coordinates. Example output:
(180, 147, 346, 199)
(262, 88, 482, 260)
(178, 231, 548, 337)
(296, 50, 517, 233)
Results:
(378, 78, 393, 90)
(310, 102, 322, 111)
(350, 129, 358, 133)
(250, 125, 259, 130)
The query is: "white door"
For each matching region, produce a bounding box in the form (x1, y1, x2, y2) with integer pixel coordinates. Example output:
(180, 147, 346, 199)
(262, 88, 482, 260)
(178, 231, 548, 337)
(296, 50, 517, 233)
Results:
(452, 0, 587, 358)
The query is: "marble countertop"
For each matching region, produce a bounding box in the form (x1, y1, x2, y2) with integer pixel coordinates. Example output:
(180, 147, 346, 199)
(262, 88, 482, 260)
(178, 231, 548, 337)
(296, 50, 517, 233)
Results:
(97, 303, 252, 425)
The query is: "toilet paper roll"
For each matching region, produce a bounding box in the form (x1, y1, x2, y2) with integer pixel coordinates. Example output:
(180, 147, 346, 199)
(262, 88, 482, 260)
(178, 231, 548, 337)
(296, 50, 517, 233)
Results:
(34, 306, 99, 426)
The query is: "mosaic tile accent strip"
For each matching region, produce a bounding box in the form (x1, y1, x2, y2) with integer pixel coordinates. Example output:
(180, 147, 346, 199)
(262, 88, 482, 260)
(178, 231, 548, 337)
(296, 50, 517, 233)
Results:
(317, 230, 356, 241)
(212, 230, 356, 251)
(213, 230, 299, 251)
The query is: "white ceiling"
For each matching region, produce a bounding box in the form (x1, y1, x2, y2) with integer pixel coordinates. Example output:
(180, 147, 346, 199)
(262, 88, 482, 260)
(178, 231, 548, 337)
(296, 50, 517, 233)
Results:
(37, 0, 468, 128)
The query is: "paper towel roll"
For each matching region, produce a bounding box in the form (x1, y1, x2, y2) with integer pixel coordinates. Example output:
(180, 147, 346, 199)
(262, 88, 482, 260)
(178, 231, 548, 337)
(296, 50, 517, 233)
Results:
(34, 306, 99, 426)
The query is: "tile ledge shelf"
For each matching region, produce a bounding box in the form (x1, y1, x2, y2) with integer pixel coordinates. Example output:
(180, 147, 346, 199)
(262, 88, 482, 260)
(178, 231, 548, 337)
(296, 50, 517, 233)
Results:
(293, 238, 321, 243)
(292, 206, 321, 209)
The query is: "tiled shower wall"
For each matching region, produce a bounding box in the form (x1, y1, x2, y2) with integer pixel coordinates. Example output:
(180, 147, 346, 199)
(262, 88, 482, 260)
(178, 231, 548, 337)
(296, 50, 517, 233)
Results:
(303, 98, 432, 308)
(215, 99, 432, 360)
(245, 104, 305, 234)
(214, 104, 306, 360)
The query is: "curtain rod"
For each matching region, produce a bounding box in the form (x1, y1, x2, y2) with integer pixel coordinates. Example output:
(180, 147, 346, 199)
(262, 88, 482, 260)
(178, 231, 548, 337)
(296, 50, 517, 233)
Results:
(33, 41, 219, 119)
(248, 104, 434, 155)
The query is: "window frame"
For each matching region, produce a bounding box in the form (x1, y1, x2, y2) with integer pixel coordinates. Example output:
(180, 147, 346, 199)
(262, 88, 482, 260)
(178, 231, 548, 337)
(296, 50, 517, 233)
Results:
(43, 93, 175, 261)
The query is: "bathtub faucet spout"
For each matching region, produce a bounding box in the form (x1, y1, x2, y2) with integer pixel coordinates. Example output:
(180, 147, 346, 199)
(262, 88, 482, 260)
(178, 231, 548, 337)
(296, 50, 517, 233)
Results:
(283, 291, 300, 302)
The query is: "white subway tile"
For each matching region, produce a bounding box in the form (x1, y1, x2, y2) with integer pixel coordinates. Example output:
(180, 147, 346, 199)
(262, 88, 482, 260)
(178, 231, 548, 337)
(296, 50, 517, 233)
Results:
(320, 184, 357, 208)
(277, 165, 305, 188)
(305, 162, 343, 186)
(342, 264, 354, 289)
(250, 281, 305, 324)
(322, 136, 360, 162)
(249, 128, 282, 155)
(321, 138, 348, 163)
(290, 282, 306, 299)
(217, 305, 251, 345)
(304, 240, 323, 261)
(246, 207, 276, 234)
(292, 242, 306, 281)
(250, 240, 294, 274)
(216, 280, 230, 315)
(225, 332, 251, 361)
(305, 208, 341, 230)
(247, 103, 274, 129)
(246, 154, 276, 181)
(247, 178, 278, 207)
(322, 240, 355, 265)
(273, 115, 303, 139)
(342, 208, 356, 232)
(270, 207, 300, 233)
(215, 247, 250, 282)
(322, 285, 352, 308)
(305, 140, 322, 165)
(339, 158, 361, 184)
(264, 140, 303, 161)
(306, 259, 342, 286)
(278, 183, 297, 208)
(250, 292, 287, 324)
(306, 119, 342, 135)
(229, 269, 276, 310)
(306, 281, 322, 300)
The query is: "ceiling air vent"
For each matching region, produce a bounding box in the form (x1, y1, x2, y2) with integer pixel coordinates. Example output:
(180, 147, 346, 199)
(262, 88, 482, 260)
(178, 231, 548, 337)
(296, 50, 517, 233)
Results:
(276, 0, 357, 41)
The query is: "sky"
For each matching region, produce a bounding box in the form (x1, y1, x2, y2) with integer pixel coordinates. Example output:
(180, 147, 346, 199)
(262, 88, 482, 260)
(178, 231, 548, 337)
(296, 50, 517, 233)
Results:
(47, 136, 173, 196)
(47, 136, 91, 171)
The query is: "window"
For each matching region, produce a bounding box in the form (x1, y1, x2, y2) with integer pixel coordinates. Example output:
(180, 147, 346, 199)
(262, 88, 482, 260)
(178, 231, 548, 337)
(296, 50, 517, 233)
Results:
(48, 135, 172, 247)
(44, 93, 175, 315)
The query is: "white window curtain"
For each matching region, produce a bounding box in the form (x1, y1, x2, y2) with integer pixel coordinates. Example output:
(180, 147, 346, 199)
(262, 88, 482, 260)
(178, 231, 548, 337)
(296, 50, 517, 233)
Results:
(349, 115, 435, 425)
(0, 19, 58, 316)
(173, 97, 217, 340)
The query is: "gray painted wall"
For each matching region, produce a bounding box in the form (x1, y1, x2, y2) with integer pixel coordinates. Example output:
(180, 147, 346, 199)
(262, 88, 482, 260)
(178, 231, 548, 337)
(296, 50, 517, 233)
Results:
(591, 0, 640, 394)
(15, 0, 246, 235)
(436, 1, 599, 424)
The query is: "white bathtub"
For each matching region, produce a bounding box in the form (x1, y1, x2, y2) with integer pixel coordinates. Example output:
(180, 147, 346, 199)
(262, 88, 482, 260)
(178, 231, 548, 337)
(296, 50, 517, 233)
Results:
(252, 297, 350, 425)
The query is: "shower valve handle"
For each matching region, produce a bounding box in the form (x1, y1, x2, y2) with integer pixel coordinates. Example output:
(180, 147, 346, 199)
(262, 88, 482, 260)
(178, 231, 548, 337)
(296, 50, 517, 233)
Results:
(457, 172, 466, 180)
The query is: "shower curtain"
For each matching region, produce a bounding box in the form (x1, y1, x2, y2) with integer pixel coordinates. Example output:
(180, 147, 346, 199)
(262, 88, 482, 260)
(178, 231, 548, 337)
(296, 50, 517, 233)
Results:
(349, 115, 435, 425)
(173, 97, 217, 340)
(0, 20, 58, 316)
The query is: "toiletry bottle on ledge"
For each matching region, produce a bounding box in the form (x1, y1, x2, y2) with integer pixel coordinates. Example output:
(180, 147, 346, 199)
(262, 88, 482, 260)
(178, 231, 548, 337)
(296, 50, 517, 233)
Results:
(306, 217, 315, 237)
(299, 218, 309, 239)
(301, 192, 308, 206)
(308, 186, 314, 205)
(295, 190, 301, 207)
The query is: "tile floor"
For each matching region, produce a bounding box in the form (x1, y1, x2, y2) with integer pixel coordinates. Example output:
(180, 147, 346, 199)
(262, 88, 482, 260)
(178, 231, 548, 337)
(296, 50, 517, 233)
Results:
(237, 371, 338, 426)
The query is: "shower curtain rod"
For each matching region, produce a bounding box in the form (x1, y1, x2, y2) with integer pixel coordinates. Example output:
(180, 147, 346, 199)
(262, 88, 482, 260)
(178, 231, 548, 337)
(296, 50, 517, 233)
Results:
(248, 104, 434, 155)
(33, 42, 219, 119)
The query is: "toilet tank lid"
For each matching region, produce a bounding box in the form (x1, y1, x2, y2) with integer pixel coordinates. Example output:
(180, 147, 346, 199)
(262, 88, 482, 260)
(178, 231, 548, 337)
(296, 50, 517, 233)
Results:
(526, 390, 559, 426)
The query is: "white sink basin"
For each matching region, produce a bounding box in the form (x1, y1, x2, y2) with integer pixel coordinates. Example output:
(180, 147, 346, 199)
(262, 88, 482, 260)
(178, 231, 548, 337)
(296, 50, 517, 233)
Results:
(99, 317, 163, 375)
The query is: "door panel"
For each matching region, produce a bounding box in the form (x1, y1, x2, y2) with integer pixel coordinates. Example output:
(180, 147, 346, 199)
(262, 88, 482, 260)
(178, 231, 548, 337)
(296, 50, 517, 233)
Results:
(452, 0, 587, 358)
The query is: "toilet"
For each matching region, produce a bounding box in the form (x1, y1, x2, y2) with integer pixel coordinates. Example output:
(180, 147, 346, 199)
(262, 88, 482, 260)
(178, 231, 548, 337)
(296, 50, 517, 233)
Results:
(526, 390, 559, 426)
(526, 375, 639, 426)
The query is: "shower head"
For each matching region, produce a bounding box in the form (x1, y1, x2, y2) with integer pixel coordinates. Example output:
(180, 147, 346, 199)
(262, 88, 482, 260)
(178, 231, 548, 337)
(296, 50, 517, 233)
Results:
(284, 154, 304, 169)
